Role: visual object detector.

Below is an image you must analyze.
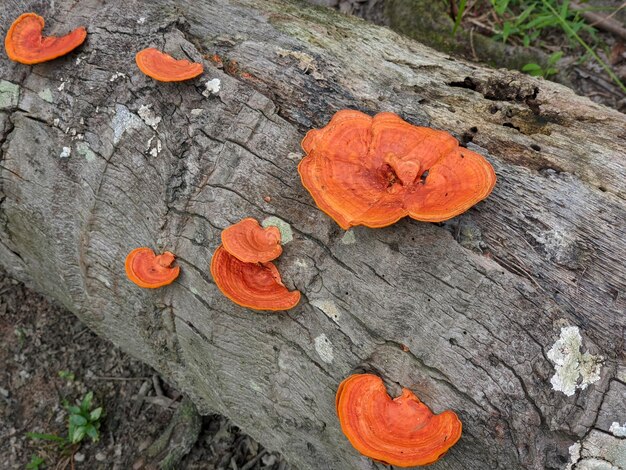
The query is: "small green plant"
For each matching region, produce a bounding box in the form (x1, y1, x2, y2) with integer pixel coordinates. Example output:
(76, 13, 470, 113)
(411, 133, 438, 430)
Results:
(57, 370, 76, 381)
(25, 455, 45, 470)
(65, 391, 103, 444)
(27, 391, 103, 453)
(489, 0, 597, 47)
(453, 0, 468, 34)
(522, 50, 563, 77)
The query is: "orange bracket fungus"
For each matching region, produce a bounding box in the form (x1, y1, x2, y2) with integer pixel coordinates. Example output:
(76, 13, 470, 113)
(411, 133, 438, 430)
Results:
(336, 373, 462, 467)
(211, 219, 300, 311)
(125, 247, 180, 288)
(211, 246, 300, 311)
(299, 110, 496, 229)
(5, 13, 87, 64)
(221, 218, 282, 264)
(135, 48, 203, 82)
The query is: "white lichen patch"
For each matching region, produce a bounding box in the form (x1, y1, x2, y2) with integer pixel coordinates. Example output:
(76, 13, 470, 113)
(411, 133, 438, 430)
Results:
(286, 152, 302, 161)
(149, 139, 162, 157)
(567, 430, 626, 469)
(137, 17, 146, 24)
(138, 105, 162, 130)
(565, 442, 582, 470)
(59, 147, 72, 159)
(190, 108, 204, 116)
(340, 230, 356, 245)
(112, 104, 143, 145)
(146, 136, 162, 157)
(547, 326, 603, 396)
(314, 334, 334, 363)
(262, 217, 293, 244)
(311, 299, 341, 323)
(38, 88, 54, 103)
(203, 79, 221, 97)
(76, 142, 97, 162)
(0, 80, 20, 109)
(109, 72, 126, 82)
(609, 422, 626, 438)
(57, 81, 66, 92)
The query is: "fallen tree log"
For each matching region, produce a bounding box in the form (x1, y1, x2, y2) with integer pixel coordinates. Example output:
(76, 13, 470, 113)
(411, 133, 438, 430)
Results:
(0, 0, 625, 468)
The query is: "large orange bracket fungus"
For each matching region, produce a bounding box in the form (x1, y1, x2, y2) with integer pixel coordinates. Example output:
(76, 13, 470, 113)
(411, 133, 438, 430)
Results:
(211, 219, 300, 311)
(336, 373, 462, 467)
(5, 13, 87, 64)
(125, 247, 181, 289)
(221, 218, 282, 263)
(298, 110, 496, 229)
(211, 246, 300, 311)
(135, 48, 204, 82)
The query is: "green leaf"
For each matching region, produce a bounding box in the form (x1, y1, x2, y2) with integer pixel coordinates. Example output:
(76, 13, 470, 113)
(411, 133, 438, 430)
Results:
(494, 0, 510, 15)
(560, 0, 570, 19)
(89, 407, 103, 422)
(453, 0, 468, 34)
(26, 455, 45, 470)
(67, 405, 81, 415)
(522, 63, 542, 72)
(515, 5, 536, 26)
(26, 432, 66, 443)
(71, 426, 86, 444)
(501, 22, 513, 42)
(70, 414, 88, 426)
(81, 392, 93, 411)
(85, 424, 100, 442)
(547, 51, 564, 65)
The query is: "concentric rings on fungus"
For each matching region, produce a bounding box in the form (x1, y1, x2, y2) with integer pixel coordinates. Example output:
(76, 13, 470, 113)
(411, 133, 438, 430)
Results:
(336, 373, 462, 467)
(298, 110, 496, 229)
(221, 218, 282, 263)
(210, 245, 300, 311)
(125, 247, 180, 288)
(135, 48, 203, 82)
(5, 13, 87, 64)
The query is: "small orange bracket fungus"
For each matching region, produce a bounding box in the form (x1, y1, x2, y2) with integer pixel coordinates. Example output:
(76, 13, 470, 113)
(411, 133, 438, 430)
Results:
(210, 246, 300, 311)
(298, 110, 496, 229)
(5, 13, 87, 64)
(221, 218, 282, 263)
(336, 373, 462, 467)
(125, 247, 180, 288)
(135, 48, 203, 82)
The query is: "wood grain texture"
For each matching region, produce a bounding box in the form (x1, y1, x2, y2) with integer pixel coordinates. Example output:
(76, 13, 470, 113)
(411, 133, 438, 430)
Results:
(0, 1, 624, 469)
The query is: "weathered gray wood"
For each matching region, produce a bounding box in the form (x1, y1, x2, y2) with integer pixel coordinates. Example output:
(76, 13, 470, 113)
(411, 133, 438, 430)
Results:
(0, 0, 625, 469)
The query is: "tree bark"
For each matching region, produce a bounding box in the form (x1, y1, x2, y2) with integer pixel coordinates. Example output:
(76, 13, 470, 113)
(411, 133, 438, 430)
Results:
(0, 0, 625, 469)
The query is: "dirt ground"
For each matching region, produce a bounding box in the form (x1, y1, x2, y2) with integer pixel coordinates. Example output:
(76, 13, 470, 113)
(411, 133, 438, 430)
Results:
(0, 271, 289, 470)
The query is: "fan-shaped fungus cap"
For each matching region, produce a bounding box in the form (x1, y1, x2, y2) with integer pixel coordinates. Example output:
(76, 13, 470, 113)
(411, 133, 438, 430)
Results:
(135, 48, 203, 82)
(5, 13, 87, 65)
(125, 247, 180, 288)
(299, 110, 496, 229)
(210, 245, 300, 311)
(336, 373, 462, 467)
(221, 218, 282, 263)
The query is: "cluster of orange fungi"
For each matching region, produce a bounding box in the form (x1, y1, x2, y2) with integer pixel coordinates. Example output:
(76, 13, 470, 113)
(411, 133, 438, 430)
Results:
(5, 13, 203, 81)
(299, 110, 497, 229)
(211, 218, 300, 311)
(336, 374, 462, 467)
(5, 11, 504, 466)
